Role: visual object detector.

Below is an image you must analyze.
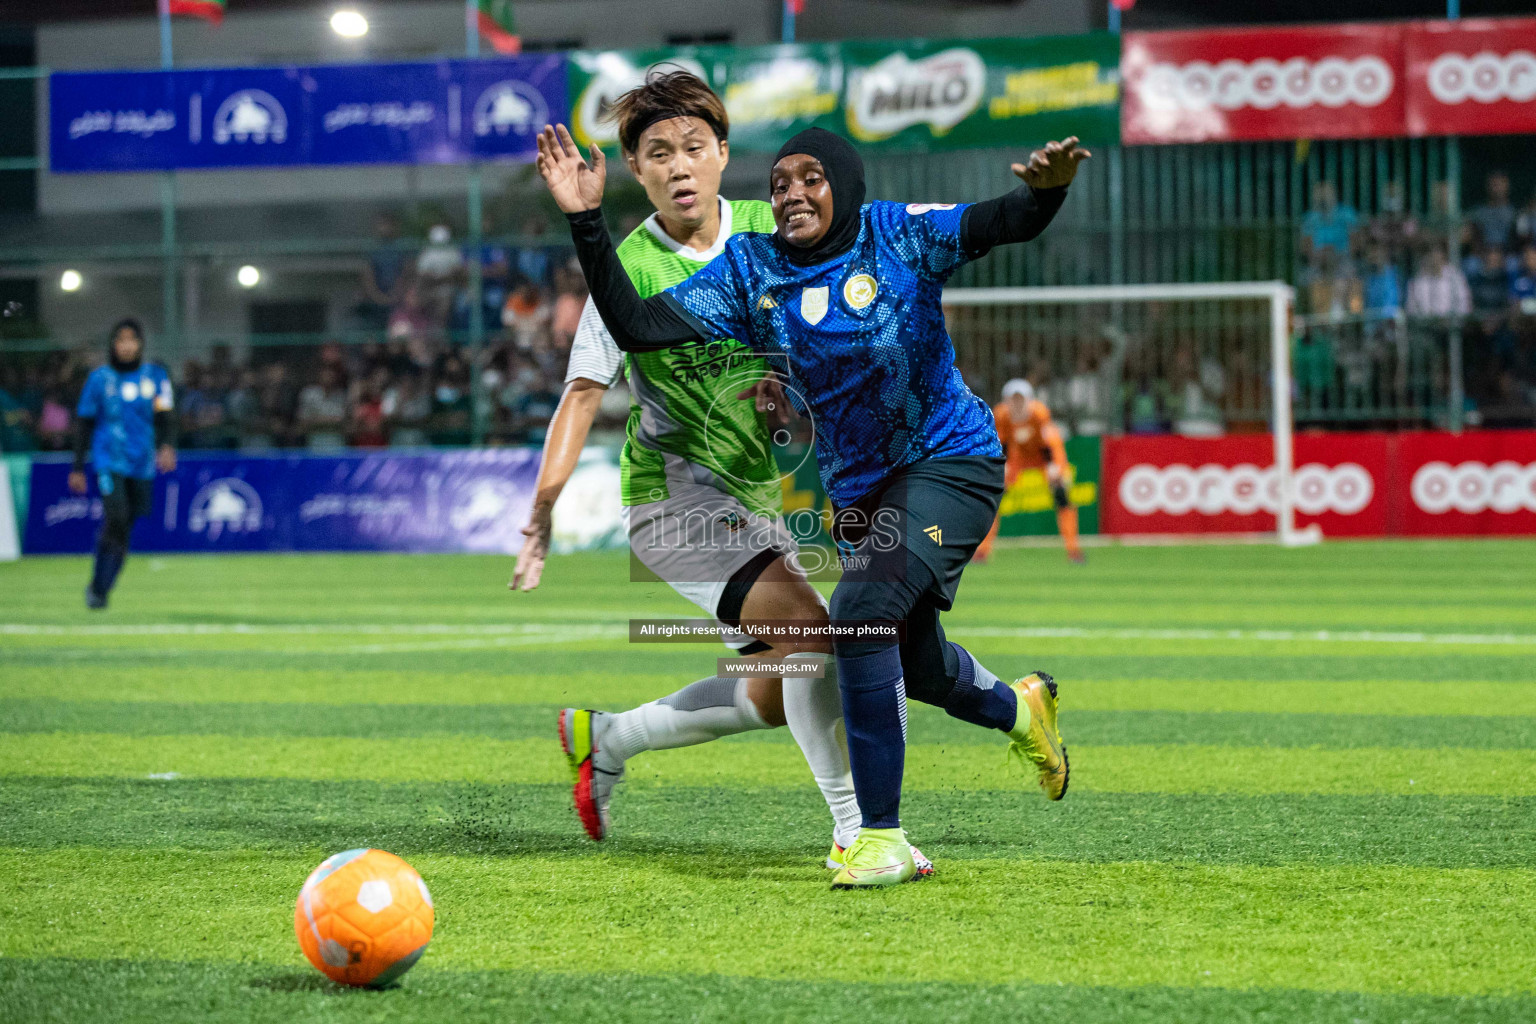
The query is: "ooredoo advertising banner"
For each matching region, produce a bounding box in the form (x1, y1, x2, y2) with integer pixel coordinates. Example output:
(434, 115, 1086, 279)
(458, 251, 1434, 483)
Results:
(1121, 23, 1404, 144)
(1396, 430, 1536, 536)
(1102, 431, 1536, 538)
(1102, 434, 1387, 537)
(1404, 18, 1536, 137)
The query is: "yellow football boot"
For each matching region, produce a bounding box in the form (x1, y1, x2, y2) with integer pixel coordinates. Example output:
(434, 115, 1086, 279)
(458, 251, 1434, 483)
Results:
(829, 828, 918, 889)
(1007, 671, 1069, 800)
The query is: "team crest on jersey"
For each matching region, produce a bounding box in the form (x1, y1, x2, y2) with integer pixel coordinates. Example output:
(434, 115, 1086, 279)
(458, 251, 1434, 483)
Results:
(843, 274, 877, 310)
(800, 286, 830, 325)
(121, 381, 139, 402)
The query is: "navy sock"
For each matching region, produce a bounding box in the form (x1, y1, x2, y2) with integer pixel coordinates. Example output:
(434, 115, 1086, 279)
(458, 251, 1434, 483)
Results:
(91, 542, 124, 597)
(836, 645, 907, 830)
(943, 642, 1019, 733)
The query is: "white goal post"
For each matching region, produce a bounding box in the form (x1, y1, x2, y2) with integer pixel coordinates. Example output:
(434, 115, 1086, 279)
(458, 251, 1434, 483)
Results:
(941, 281, 1322, 547)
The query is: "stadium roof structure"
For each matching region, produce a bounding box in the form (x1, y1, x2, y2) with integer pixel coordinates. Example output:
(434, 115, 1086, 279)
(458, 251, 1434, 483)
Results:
(8, 0, 1536, 30)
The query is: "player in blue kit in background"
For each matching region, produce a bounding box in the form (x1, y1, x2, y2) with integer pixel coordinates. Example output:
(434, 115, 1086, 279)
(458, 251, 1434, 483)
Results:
(538, 122, 1088, 888)
(70, 319, 177, 609)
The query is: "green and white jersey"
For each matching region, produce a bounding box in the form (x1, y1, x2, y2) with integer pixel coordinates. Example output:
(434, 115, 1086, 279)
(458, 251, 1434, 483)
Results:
(565, 196, 782, 516)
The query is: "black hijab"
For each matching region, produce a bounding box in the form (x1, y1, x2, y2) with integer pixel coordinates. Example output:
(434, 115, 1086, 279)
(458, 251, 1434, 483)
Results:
(770, 128, 866, 267)
(108, 318, 143, 372)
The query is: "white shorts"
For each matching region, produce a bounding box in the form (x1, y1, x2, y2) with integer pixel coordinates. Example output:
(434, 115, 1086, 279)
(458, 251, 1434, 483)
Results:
(622, 467, 799, 651)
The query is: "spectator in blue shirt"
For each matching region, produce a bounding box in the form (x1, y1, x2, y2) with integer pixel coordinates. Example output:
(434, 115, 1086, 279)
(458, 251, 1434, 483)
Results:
(1300, 181, 1359, 262)
(1363, 244, 1403, 321)
(1510, 244, 1536, 316)
(1469, 171, 1516, 252)
(1469, 246, 1513, 316)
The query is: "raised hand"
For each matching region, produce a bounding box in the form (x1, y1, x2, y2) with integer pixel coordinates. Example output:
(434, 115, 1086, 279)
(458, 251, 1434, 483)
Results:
(535, 124, 606, 214)
(1013, 137, 1091, 190)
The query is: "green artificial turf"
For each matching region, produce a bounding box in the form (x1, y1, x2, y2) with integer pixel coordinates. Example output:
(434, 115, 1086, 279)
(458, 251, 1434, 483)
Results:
(1, 540, 1534, 1022)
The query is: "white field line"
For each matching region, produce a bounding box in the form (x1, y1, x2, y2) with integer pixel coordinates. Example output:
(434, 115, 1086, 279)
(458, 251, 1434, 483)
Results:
(954, 626, 1536, 647)
(3, 622, 1536, 647)
(0, 622, 620, 637)
(340, 627, 618, 654)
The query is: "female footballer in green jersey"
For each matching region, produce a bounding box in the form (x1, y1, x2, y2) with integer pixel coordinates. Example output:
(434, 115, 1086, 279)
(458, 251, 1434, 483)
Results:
(509, 71, 930, 876)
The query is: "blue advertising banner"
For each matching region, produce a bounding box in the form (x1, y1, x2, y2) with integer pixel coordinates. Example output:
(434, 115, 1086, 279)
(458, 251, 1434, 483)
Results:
(24, 450, 539, 554)
(49, 55, 565, 172)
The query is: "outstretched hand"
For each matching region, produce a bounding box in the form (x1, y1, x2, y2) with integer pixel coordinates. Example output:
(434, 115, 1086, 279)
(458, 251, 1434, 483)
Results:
(1013, 137, 1090, 190)
(735, 375, 794, 429)
(535, 124, 606, 214)
(510, 502, 553, 592)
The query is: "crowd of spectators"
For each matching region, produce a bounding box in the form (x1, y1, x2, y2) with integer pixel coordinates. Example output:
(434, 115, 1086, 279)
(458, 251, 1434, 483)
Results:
(7, 185, 1536, 456)
(0, 212, 634, 454)
(1296, 172, 1536, 425)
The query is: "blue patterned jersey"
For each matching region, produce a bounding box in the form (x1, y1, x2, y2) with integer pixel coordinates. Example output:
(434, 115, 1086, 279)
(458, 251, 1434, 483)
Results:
(666, 200, 1002, 505)
(76, 363, 174, 480)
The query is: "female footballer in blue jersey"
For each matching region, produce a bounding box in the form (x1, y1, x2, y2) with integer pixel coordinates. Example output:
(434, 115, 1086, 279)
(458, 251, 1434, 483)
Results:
(70, 319, 177, 609)
(538, 121, 1087, 888)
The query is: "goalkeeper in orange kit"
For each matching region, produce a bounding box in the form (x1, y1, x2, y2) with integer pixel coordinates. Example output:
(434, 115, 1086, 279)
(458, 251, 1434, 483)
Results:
(974, 378, 1084, 564)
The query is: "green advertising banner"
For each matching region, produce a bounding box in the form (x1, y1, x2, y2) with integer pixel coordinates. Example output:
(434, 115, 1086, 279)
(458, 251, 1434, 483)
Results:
(567, 44, 844, 153)
(567, 33, 1120, 155)
(995, 436, 1100, 537)
(840, 34, 1119, 151)
(776, 435, 1100, 546)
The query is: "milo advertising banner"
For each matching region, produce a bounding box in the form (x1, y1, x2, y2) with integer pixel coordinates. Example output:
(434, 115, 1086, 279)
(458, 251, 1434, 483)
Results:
(840, 34, 1119, 151)
(568, 33, 1120, 155)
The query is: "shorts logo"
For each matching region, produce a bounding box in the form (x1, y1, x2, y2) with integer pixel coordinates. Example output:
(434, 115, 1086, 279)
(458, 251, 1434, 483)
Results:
(716, 511, 748, 533)
(1410, 461, 1536, 514)
(923, 524, 943, 544)
(758, 294, 777, 310)
(801, 286, 829, 325)
(843, 274, 878, 310)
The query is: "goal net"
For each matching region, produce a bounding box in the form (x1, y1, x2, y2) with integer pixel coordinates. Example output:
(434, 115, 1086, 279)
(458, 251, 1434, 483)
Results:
(941, 282, 1321, 547)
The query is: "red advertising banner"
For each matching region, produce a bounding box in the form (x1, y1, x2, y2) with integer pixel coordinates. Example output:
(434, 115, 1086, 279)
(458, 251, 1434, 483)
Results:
(1404, 18, 1536, 137)
(1101, 431, 1536, 537)
(1396, 430, 1536, 536)
(1121, 23, 1405, 145)
(1102, 434, 1388, 536)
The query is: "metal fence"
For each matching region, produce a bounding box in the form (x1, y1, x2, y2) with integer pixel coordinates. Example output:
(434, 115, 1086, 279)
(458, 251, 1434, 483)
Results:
(5, 116, 1536, 449)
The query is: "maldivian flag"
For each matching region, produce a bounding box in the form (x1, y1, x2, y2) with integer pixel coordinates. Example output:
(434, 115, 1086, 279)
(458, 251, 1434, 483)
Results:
(477, 0, 521, 55)
(165, 0, 225, 25)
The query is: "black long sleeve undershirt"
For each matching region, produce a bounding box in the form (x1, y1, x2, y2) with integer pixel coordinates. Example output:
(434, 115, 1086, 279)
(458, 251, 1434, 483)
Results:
(154, 409, 177, 451)
(566, 182, 1070, 355)
(72, 416, 93, 471)
(566, 208, 707, 354)
(71, 411, 176, 471)
(959, 184, 1068, 258)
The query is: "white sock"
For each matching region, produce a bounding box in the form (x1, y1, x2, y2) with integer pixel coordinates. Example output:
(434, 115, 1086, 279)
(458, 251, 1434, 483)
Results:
(606, 676, 770, 764)
(781, 652, 862, 850)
